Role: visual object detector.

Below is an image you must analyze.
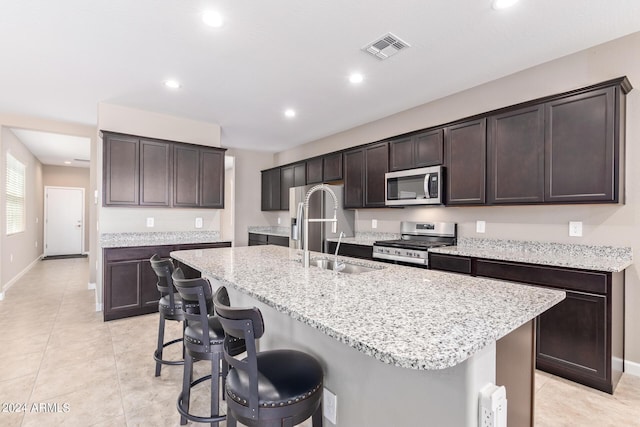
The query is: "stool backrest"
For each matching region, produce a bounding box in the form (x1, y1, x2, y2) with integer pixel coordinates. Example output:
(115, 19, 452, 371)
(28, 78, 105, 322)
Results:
(150, 254, 179, 308)
(213, 286, 264, 416)
(172, 267, 215, 351)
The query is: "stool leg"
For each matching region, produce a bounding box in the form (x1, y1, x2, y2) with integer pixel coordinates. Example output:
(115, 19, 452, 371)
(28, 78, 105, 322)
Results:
(282, 417, 294, 427)
(155, 314, 166, 377)
(312, 402, 323, 426)
(180, 354, 193, 425)
(226, 413, 237, 427)
(221, 359, 228, 400)
(210, 353, 220, 427)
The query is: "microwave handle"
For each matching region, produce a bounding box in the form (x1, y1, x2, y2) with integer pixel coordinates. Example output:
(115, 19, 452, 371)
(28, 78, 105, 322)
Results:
(424, 174, 430, 199)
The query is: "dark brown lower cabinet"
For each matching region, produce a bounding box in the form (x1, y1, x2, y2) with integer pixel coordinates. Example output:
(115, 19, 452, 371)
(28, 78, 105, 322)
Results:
(324, 241, 373, 260)
(103, 241, 231, 321)
(248, 233, 289, 247)
(429, 253, 624, 394)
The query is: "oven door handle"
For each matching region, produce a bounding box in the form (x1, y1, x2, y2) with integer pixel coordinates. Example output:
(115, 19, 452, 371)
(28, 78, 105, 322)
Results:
(424, 174, 430, 199)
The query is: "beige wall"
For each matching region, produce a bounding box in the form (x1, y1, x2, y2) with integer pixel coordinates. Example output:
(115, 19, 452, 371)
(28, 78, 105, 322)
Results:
(0, 127, 43, 291)
(273, 32, 640, 366)
(226, 148, 279, 247)
(0, 114, 97, 293)
(42, 165, 91, 251)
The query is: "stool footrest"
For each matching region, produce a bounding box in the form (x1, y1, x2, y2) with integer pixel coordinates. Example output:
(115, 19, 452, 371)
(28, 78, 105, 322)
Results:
(177, 373, 226, 424)
(153, 337, 185, 366)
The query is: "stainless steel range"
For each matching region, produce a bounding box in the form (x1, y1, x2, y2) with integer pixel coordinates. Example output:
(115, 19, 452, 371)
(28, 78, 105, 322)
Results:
(373, 221, 457, 266)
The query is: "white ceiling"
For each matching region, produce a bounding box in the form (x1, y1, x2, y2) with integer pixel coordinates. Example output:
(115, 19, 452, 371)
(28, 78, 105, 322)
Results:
(1, 0, 639, 155)
(10, 128, 91, 168)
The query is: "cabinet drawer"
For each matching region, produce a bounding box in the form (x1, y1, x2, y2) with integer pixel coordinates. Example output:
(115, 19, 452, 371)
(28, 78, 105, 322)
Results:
(104, 246, 171, 262)
(475, 259, 608, 294)
(268, 235, 289, 247)
(248, 233, 268, 243)
(429, 254, 472, 274)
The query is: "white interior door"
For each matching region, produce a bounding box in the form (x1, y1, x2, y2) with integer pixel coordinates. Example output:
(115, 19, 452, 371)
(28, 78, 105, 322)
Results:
(45, 187, 84, 256)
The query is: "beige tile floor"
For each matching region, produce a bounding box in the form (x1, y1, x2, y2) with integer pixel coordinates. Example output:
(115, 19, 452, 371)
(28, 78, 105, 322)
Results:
(0, 257, 638, 426)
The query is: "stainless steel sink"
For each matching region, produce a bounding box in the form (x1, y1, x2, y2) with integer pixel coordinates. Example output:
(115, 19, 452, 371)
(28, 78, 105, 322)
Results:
(311, 258, 383, 274)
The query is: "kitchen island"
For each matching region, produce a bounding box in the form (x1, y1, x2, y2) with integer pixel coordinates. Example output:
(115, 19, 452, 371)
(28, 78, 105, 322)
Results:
(171, 245, 565, 426)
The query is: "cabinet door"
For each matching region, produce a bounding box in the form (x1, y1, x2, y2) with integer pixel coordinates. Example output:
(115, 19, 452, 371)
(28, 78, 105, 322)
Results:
(323, 153, 343, 181)
(104, 134, 139, 206)
(445, 118, 487, 205)
(104, 260, 141, 318)
(364, 142, 389, 207)
(293, 162, 306, 186)
(261, 169, 281, 211)
(388, 136, 414, 171)
(306, 157, 323, 184)
(545, 87, 616, 203)
(174, 145, 200, 207)
(200, 148, 225, 208)
(280, 166, 294, 210)
(343, 149, 364, 208)
(414, 129, 444, 167)
(140, 139, 171, 206)
(487, 105, 544, 204)
(140, 259, 161, 308)
(536, 290, 607, 384)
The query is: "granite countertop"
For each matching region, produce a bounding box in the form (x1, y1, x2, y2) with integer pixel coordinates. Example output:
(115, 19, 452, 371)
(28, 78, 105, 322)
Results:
(429, 237, 633, 272)
(100, 231, 227, 248)
(325, 231, 401, 247)
(248, 226, 290, 237)
(170, 245, 564, 371)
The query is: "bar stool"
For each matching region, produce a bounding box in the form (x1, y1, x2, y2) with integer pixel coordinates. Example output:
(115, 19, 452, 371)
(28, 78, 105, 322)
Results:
(171, 268, 246, 426)
(213, 286, 324, 427)
(149, 254, 186, 377)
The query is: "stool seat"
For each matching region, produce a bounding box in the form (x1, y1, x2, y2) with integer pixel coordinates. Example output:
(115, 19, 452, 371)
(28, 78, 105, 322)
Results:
(226, 350, 323, 409)
(184, 316, 225, 346)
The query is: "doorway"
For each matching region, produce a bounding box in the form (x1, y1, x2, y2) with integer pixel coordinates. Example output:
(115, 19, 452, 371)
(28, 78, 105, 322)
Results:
(44, 186, 85, 256)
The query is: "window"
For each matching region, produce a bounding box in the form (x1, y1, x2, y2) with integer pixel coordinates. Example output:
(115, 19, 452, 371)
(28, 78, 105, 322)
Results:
(6, 153, 26, 235)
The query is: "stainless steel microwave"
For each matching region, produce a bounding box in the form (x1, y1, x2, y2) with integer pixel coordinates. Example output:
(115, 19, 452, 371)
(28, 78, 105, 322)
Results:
(385, 165, 444, 206)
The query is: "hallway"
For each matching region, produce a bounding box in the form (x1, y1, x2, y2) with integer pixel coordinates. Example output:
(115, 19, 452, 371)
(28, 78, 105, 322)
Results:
(0, 258, 638, 426)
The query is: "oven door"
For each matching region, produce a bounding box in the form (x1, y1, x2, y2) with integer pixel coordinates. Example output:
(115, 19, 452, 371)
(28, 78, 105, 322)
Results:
(385, 166, 443, 206)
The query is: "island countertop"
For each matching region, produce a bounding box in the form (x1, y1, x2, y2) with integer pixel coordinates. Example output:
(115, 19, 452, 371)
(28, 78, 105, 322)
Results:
(171, 245, 564, 370)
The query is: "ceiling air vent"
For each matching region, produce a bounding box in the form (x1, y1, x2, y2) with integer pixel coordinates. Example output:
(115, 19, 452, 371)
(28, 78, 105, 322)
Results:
(362, 32, 411, 60)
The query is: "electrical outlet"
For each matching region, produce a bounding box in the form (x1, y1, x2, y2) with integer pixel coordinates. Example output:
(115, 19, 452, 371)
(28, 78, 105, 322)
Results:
(277, 217, 281, 225)
(195, 217, 203, 229)
(569, 221, 583, 237)
(10, 254, 13, 263)
(146, 217, 154, 228)
(371, 219, 378, 229)
(476, 220, 486, 233)
(479, 384, 507, 427)
(323, 388, 337, 424)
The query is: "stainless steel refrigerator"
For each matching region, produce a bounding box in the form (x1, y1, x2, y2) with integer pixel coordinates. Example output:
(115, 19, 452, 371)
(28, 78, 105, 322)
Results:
(289, 184, 355, 252)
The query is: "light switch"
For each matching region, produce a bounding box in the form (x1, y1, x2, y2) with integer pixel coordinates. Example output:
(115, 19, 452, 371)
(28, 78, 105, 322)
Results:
(195, 217, 203, 229)
(146, 217, 154, 228)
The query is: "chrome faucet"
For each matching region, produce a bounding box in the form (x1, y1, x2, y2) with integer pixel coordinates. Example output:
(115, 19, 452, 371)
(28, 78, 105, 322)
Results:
(333, 231, 346, 272)
(302, 184, 338, 268)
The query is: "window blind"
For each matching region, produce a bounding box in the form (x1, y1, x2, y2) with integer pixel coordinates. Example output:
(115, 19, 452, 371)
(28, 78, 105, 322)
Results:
(6, 153, 26, 235)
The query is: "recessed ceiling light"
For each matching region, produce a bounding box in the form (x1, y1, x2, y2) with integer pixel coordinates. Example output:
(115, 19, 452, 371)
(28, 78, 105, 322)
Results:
(202, 10, 224, 27)
(284, 109, 296, 118)
(64, 161, 72, 165)
(164, 79, 181, 89)
(349, 73, 364, 84)
(492, 0, 519, 10)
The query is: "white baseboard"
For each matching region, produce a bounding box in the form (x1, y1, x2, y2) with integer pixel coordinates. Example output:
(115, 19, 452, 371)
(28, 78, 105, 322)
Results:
(625, 359, 640, 377)
(2, 256, 42, 296)
(88, 282, 96, 290)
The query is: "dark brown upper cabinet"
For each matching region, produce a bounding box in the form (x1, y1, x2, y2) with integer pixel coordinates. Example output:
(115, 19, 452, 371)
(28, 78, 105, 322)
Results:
(306, 157, 323, 184)
(261, 168, 281, 211)
(140, 139, 172, 206)
(280, 162, 306, 210)
(104, 133, 140, 206)
(173, 145, 225, 208)
(364, 142, 389, 207)
(487, 105, 545, 204)
(445, 118, 487, 205)
(544, 87, 619, 203)
(389, 129, 443, 172)
(323, 152, 343, 181)
(343, 148, 365, 209)
(102, 131, 225, 208)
